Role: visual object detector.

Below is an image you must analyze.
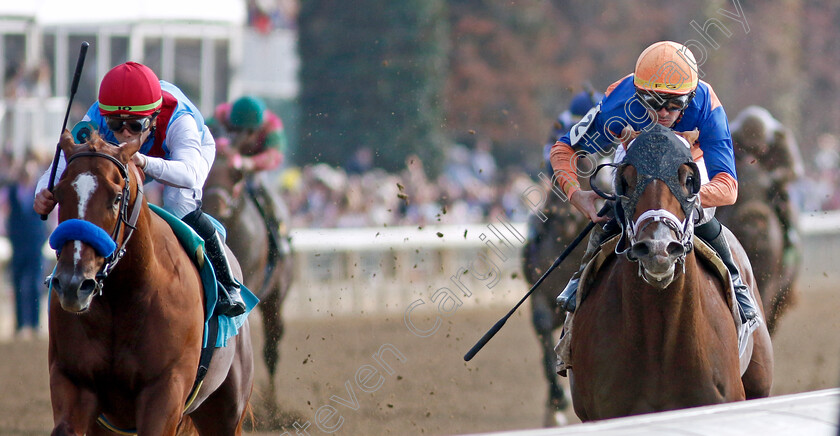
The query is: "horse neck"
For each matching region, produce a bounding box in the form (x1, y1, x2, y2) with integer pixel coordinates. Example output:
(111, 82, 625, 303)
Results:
(618, 253, 712, 345)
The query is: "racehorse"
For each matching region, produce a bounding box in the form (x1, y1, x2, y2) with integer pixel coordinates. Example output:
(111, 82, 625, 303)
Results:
(568, 128, 773, 421)
(521, 190, 588, 426)
(47, 131, 253, 435)
(717, 149, 798, 335)
(203, 152, 294, 417)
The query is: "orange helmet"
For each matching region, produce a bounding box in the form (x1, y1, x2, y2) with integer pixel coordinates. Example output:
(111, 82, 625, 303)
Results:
(633, 41, 698, 95)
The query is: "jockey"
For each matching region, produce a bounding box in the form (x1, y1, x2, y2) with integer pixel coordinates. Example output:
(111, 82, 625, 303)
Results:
(525, 89, 605, 261)
(205, 95, 290, 259)
(551, 41, 759, 324)
(33, 61, 246, 317)
(729, 105, 803, 262)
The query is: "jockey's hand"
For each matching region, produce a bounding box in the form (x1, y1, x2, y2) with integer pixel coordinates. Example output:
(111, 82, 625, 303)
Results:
(230, 154, 255, 171)
(34, 188, 57, 215)
(131, 153, 148, 170)
(570, 190, 608, 223)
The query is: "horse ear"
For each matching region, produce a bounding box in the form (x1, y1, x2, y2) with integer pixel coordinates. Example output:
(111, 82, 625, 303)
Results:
(59, 129, 77, 162)
(117, 136, 143, 164)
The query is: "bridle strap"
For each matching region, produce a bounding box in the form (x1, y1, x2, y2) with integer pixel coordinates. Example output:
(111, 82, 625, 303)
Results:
(66, 151, 144, 290)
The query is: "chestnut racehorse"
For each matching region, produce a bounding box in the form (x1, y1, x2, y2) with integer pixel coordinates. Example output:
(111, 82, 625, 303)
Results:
(47, 131, 253, 435)
(569, 128, 773, 421)
(203, 153, 294, 417)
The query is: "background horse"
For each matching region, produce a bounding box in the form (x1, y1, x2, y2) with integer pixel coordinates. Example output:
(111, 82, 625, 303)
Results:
(716, 156, 797, 334)
(47, 131, 253, 434)
(521, 191, 588, 426)
(203, 153, 294, 422)
(569, 130, 773, 421)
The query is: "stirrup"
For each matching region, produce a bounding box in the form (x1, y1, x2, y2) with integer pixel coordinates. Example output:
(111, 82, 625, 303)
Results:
(556, 278, 579, 313)
(733, 284, 757, 322)
(216, 284, 246, 317)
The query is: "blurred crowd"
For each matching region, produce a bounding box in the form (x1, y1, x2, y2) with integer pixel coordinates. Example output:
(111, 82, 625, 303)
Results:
(275, 132, 840, 230)
(792, 133, 840, 212)
(278, 142, 535, 228)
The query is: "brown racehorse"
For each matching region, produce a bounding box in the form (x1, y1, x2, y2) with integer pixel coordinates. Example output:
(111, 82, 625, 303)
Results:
(203, 152, 294, 418)
(47, 131, 253, 435)
(569, 128, 773, 421)
(716, 150, 798, 335)
(521, 190, 588, 426)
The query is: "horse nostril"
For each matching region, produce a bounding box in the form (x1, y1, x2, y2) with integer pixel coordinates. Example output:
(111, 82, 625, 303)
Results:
(630, 241, 651, 258)
(50, 277, 62, 293)
(667, 241, 686, 258)
(80, 279, 98, 294)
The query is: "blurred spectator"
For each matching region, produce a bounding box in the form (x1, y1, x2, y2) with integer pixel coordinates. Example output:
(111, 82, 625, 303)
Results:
(472, 137, 498, 184)
(345, 146, 374, 175)
(4, 151, 48, 340)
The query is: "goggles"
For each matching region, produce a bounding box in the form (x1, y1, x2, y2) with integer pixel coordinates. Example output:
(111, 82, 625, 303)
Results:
(636, 90, 692, 112)
(106, 116, 152, 134)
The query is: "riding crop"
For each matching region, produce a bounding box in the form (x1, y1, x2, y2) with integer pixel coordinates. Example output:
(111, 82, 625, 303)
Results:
(464, 203, 610, 361)
(41, 41, 90, 220)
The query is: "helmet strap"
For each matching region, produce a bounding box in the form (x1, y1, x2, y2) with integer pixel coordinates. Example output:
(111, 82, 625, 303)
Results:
(673, 91, 695, 127)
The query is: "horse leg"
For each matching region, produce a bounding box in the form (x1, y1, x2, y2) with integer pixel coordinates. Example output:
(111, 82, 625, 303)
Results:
(49, 370, 99, 436)
(135, 376, 194, 436)
(531, 298, 568, 427)
(191, 325, 254, 436)
(258, 284, 285, 414)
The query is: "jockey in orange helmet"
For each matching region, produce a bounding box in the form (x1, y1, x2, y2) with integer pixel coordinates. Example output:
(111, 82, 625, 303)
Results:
(551, 41, 758, 324)
(34, 62, 246, 317)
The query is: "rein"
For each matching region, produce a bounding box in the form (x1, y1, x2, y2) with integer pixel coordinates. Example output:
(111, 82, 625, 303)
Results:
(65, 151, 145, 293)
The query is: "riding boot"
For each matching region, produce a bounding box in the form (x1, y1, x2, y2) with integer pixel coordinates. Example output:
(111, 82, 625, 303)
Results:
(204, 231, 247, 317)
(183, 209, 246, 317)
(699, 223, 758, 322)
(556, 218, 620, 313)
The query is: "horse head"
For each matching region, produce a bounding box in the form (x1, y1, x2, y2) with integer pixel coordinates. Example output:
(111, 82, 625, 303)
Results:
(49, 130, 143, 312)
(615, 124, 700, 289)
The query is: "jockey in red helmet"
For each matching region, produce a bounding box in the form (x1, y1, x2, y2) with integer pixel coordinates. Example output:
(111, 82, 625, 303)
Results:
(34, 61, 246, 317)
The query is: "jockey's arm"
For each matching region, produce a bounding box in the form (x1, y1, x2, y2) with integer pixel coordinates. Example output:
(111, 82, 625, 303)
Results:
(698, 172, 737, 208)
(549, 140, 607, 223)
(678, 129, 738, 208)
(142, 116, 212, 189)
(232, 122, 287, 172)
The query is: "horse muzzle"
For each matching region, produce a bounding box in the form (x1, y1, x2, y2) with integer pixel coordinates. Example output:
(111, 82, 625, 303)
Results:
(50, 269, 99, 313)
(628, 236, 687, 288)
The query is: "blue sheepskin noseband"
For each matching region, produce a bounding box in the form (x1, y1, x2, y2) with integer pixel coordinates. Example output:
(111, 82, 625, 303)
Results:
(49, 219, 117, 258)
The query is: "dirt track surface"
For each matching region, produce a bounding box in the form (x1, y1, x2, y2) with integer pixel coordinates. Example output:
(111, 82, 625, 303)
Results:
(1, 284, 838, 436)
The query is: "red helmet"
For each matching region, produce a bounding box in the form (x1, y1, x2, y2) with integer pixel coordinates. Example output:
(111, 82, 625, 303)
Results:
(98, 62, 162, 117)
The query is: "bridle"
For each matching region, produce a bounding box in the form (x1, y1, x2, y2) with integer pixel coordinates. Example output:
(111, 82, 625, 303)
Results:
(589, 127, 701, 273)
(63, 151, 144, 293)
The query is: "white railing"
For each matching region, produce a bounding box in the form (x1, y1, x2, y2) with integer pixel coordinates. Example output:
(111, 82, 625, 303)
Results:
(0, 96, 68, 159)
(464, 388, 840, 436)
(2, 211, 839, 321)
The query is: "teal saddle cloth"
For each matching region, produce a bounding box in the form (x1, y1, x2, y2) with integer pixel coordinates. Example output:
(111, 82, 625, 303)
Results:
(149, 204, 258, 348)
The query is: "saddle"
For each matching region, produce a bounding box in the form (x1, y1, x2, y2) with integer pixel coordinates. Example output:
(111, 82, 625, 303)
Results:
(556, 233, 758, 377)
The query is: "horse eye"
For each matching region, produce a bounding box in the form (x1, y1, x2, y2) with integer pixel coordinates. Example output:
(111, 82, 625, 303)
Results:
(113, 194, 122, 206)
